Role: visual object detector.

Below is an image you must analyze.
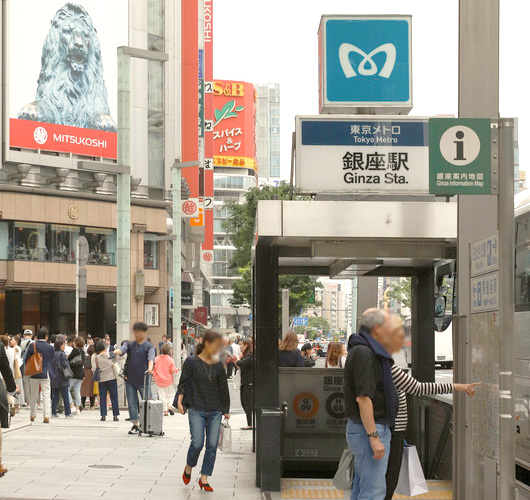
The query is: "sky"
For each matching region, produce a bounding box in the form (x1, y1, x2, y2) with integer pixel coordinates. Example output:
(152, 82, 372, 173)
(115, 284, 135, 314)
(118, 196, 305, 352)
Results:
(214, 0, 529, 181)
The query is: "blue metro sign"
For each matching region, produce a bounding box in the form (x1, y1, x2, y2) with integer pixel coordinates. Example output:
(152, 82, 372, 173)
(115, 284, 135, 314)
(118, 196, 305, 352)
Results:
(319, 15, 412, 113)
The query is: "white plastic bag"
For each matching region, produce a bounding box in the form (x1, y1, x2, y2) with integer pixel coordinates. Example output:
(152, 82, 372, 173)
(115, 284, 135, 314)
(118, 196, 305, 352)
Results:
(395, 445, 429, 496)
(218, 418, 232, 453)
(232, 369, 241, 390)
(332, 448, 354, 491)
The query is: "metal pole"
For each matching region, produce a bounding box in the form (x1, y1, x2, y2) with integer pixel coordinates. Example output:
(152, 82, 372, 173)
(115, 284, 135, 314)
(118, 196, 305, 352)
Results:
(350, 277, 358, 334)
(281, 289, 289, 336)
(172, 163, 182, 370)
(75, 239, 79, 337)
(116, 48, 132, 347)
(498, 117, 515, 499)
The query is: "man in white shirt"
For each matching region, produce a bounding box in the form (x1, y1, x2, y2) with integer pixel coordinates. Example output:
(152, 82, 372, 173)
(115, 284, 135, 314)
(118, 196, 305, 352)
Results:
(231, 339, 241, 357)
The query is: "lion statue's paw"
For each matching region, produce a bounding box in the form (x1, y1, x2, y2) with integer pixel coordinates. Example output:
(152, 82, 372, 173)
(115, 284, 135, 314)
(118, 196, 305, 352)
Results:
(91, 113, 117, 133)
(18, 102, 47, 123)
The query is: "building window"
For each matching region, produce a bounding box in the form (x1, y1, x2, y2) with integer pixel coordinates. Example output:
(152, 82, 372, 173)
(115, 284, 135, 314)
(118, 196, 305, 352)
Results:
(0, 222, 9, 260)
(13, 222, 46, 261)
(144, 234, 159, 269)
(85, 228, 116, 265)
(48, 224, 80, 262)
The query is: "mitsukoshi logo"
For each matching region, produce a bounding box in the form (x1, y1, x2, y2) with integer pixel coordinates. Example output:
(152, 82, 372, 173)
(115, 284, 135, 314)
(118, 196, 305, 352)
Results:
(33, 126, 48, 145)
(338, 43, 396, 79)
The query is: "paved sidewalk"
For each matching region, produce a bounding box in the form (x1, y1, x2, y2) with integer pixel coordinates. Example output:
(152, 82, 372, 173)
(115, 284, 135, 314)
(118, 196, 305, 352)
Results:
(1, 407, 258, 500)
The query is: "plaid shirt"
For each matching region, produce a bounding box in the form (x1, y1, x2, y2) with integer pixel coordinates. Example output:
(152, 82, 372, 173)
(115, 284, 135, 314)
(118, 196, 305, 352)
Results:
(178, 356, 230, 414)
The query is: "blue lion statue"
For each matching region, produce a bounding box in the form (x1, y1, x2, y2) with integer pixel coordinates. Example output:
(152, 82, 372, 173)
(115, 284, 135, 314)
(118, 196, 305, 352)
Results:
(18, 2, 117, 132)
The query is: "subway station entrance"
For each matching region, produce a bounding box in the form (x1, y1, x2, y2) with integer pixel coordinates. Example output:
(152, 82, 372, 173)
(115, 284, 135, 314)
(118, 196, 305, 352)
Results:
(252, 198, 457, 493)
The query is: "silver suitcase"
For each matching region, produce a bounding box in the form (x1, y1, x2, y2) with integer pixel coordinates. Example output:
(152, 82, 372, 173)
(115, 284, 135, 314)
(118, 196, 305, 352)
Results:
(138, 374, 164, 436)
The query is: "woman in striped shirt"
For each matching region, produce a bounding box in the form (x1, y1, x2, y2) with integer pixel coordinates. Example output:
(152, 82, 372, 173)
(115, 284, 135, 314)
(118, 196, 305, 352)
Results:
(384, 316, 481, 500)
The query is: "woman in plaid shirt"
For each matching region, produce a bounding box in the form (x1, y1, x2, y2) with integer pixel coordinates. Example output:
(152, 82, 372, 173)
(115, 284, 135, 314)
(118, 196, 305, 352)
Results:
(177, 330, 230, 492)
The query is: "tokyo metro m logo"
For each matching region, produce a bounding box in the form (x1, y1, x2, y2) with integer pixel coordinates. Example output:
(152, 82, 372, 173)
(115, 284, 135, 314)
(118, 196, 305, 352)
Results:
(338, 43, 396, 79)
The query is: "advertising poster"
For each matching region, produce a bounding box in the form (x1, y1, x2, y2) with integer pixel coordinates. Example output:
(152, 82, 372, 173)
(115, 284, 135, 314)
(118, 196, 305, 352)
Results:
(213, 80, 257, 170)
(8, 1, 128, 159)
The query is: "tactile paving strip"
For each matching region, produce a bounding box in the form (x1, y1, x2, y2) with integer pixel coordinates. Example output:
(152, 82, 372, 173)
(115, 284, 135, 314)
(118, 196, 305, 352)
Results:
(280, 479, 452, 500)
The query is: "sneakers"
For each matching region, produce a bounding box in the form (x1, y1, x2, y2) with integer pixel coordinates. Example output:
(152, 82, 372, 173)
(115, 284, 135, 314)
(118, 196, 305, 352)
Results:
(128, 424, 140, 435)
(65, 414, 75, 419)
(51, 414, 60, 419)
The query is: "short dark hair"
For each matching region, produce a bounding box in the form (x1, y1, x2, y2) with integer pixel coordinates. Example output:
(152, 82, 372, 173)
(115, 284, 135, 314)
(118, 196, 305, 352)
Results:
(54, 338, 64, 350)
(133, 322, 148, 332)
(36, 327, 49, 340)
(75, 337, 85, 348)
(162, 335, 168, 340)
(161, 343, 171, 355)
(95, 340, 107, 354)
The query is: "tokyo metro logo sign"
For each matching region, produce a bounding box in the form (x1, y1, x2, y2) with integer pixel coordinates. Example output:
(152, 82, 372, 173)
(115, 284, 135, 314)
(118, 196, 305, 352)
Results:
(319, 16, 412, 111)
(339, 43, 397, 79)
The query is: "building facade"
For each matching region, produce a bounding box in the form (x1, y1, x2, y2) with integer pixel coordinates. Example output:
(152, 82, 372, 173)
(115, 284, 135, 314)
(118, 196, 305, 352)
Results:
(0, 0, 211, 344)
(256, 84, 281, 179)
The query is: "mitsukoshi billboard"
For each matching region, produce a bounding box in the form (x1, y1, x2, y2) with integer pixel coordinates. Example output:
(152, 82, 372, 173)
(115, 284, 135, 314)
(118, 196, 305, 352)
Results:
(8, 1, 128, 159)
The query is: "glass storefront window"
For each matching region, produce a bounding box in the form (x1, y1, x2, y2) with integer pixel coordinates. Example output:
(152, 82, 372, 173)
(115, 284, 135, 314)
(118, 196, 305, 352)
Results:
(84, 228, 116, 265)
(144, 234, 158, 269)
(13, 222, 47, 261)
(0, 222, 9, 260)
(48, 224, 80, 262)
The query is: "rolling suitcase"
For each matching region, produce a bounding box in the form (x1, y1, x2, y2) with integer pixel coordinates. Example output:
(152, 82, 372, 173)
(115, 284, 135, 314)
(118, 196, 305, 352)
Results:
(138, 373, 164, 437)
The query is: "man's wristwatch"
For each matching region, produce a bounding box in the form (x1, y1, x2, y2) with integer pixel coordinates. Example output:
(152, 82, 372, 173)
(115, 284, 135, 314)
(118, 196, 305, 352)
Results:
(367, 431, 379, 439)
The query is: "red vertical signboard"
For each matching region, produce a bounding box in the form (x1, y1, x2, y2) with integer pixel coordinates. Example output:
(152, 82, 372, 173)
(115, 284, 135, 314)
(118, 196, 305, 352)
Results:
(201, 0, 214, 264)
(181, 0, 199, 197)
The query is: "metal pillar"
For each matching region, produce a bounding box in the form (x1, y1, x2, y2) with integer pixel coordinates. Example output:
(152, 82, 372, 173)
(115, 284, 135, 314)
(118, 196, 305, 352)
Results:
(497, 118, 515, 499)
(281, 289, 289, 336)
(116, 48, 132, 347)
(173, 164, 182, 369)
(355, 276, 378, 329)
(411, 268, 435, 382)
(115, 46, 168, 347)
(350, 277, 358, 336)
(254, 244, 280, 491)
(456, 2, 514, 499)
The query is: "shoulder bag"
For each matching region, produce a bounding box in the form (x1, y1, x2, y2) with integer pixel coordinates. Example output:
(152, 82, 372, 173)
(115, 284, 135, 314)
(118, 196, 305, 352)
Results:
(92, 355, 101, 382)
(24, 343, 43, 377)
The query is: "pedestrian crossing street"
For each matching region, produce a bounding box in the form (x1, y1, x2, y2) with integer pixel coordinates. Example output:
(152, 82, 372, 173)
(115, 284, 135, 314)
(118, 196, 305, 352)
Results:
(280, 479, 452, 499)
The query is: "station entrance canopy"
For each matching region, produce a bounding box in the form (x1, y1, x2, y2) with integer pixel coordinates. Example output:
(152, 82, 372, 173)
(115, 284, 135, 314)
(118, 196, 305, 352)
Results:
(254, 199, 457, 277)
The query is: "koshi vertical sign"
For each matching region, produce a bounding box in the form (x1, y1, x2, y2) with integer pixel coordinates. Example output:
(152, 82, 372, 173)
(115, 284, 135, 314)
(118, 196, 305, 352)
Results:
(429, 118, 494, 195)
(318, 15, 412, 114)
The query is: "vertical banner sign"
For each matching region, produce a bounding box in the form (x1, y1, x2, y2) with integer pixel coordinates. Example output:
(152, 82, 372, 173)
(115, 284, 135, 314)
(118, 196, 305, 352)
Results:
(202, 0, 215, 263)
(213, 80, 257, 170)
(429, 118, 492, 195)
(181, 0, 200, 198)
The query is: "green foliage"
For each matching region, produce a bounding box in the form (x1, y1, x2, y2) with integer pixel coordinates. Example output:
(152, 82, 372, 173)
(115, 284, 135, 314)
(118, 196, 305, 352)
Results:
(223, 184, 321, 316)
(386, 278, 412, 311)
(295, 315, 331, 337)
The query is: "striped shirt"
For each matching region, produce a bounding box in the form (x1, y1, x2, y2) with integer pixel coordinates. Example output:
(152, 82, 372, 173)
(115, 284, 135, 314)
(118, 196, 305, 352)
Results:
(392, 364, 453, 432)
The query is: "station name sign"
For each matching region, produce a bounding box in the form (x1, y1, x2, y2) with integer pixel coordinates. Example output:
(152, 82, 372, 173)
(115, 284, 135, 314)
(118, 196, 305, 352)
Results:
(295, 116, 428, 194)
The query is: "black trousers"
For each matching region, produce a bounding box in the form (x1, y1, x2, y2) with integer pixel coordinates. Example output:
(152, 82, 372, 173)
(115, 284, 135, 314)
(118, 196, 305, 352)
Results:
(240, 383, 252, 427)
(385, 430, 405, 500)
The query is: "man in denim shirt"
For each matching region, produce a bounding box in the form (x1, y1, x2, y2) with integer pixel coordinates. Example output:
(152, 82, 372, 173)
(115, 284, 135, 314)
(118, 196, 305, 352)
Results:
(113, 322, 155, 435)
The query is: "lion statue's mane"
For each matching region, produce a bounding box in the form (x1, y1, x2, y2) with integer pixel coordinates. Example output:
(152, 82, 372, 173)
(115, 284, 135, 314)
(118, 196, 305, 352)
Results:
(18, 2, 116, 132)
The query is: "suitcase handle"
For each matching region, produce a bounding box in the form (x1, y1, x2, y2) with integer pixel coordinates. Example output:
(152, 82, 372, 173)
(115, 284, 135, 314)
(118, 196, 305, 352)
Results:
(143, 371, 152, 400)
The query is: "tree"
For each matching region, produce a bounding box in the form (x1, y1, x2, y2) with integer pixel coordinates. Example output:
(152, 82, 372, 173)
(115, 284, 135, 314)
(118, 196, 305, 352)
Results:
(223, 184, 321, 317)
(385, 278, 412, 312)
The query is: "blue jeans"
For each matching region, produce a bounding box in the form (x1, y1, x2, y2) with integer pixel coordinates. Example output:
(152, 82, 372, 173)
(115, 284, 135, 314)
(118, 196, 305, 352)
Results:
(69, 379, 83, 407)
(125, 381, 148, 422)
(51, 385, 71, 416)
(99, 379, 120, 417)
(346, 420, 391, 500)
(187, 408, 223, 477)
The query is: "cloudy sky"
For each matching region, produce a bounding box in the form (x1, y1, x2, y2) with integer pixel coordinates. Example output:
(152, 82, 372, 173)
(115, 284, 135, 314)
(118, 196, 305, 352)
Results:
(214, 0, 528, 181)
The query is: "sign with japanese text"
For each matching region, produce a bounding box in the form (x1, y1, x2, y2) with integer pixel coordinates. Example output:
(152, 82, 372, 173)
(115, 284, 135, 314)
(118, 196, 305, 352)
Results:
(429, 118, 492, 195)
(471, 233, 499, 277)
(471, 271, 499, 313)
(295, 116, 428, 194)
(280, 368, 346, 433)
(213, 80, 256, 168)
